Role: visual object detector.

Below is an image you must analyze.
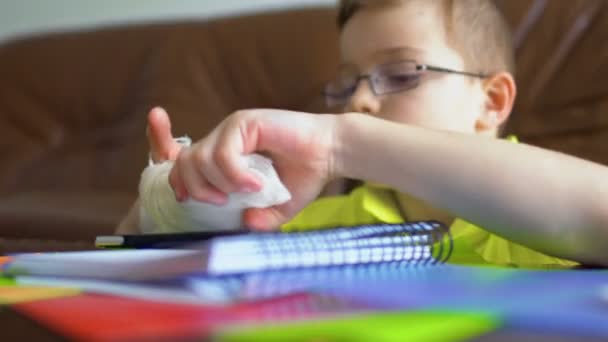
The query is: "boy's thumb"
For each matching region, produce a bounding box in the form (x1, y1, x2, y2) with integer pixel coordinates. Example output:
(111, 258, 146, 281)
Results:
(147, 107, 182, 162)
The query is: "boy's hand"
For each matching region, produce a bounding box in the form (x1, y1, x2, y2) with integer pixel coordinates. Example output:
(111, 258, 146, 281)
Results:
(169, 109, 338, 231)
(147, 107, 183, 163)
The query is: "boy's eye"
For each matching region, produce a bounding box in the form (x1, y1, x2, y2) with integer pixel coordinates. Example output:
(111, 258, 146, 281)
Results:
(326, 80, 357, 96)
(375, 73, 420, 93)
(324, 80, 358, 107)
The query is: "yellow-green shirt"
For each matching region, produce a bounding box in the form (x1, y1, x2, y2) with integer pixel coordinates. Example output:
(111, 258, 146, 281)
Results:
(281, 183, 578, 268)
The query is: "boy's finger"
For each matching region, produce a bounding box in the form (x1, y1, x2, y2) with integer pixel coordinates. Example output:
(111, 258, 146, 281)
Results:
(169, 158, 228, 205)
(213, 149, 262, 193)
(214, 118, 263, 192)
(147, 107, 179, 162)
(168, 164, 189, 202)
(243, 207, 288, 231)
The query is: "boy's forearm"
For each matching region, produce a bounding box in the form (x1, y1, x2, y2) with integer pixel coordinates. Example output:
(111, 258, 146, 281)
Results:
(335, 113, 608, 264)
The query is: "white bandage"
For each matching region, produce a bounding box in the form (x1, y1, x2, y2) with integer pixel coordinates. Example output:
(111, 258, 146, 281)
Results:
(139, 149, 291, 233)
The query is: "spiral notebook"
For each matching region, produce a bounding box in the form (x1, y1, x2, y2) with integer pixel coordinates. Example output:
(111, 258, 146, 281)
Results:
(4, 221, 452, 281)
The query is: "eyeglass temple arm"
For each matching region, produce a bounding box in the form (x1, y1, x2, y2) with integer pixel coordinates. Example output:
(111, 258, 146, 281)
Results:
(417, 64, 488, 78)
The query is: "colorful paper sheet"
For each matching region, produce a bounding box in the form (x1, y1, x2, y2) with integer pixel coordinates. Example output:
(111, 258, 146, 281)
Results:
(2, 256, 81, 304)
(0, 256, 12, 267)
(0, 277, 15, 286)
(217, 310, 499, 342)
(13, 292, 359, 341)
(6, 258, 608, 341)
(298, 264, 608, 338)
(0, 281, 80, 305)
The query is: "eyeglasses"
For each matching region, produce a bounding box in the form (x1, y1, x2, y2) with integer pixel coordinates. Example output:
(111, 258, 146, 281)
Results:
(323, 60, 488, 107)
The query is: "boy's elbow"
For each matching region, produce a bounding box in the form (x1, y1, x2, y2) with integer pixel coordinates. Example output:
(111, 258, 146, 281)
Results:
(593, 199, 608, 232)
(576, 199, 608, 266)
(592, 191, 608, 239)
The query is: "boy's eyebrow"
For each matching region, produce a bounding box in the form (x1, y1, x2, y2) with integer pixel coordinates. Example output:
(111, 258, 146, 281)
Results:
(339, 46, 427, 70)
(374, 46, 426, 59)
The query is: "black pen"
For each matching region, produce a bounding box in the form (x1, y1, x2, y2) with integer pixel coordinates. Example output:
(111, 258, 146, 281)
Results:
(95, 230, 250, 249)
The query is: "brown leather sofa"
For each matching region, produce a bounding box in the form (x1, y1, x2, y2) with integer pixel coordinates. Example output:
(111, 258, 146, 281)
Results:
(1, 2, 607, 254)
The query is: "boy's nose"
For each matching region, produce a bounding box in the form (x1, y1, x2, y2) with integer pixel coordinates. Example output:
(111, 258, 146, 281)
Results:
(345, 80, 381, 115)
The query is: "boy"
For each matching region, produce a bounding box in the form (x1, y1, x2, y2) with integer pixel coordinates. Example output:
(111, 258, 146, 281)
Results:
(119, 0, 608, 267)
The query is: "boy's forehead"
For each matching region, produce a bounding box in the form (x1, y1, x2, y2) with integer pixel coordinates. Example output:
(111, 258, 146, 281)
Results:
(339, 1, 459, 68)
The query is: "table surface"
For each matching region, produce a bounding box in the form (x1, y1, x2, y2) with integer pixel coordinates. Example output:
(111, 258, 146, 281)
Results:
(2, 308, 603, 342)
(2, 248, 607, 341)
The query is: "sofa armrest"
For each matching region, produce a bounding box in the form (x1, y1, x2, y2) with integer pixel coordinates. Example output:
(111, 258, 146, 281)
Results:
(0, 238, 96, 255)
(0, 191, 134, 241)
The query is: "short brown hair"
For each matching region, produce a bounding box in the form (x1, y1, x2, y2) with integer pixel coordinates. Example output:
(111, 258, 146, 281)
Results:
(337, 0, 516, 76)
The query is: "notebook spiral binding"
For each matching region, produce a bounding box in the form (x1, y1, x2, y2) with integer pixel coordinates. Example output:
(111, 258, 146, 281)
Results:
(207, 221, 453, 275)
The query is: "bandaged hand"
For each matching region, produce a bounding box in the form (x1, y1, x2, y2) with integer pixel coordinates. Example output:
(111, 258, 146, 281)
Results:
(145, 107, 338, 231)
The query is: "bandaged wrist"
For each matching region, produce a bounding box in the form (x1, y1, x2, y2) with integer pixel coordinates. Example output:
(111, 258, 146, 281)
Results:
(139, 148, 291, 233)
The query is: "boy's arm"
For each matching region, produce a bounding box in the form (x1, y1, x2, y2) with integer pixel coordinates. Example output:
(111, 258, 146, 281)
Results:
(336, 113, 608, 265)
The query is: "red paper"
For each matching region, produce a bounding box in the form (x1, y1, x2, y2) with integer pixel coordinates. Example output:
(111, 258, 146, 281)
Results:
(14, 292, 353, 341)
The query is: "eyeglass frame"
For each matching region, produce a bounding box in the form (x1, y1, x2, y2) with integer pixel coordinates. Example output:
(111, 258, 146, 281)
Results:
(323, 60, 489, 107)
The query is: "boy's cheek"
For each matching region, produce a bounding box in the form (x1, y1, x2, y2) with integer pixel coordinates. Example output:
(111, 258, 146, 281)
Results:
(380, 95, 476, 132)
(378, 92, 442, 123)
(372, 78, 483, 131)
(375, 98, 420, 123)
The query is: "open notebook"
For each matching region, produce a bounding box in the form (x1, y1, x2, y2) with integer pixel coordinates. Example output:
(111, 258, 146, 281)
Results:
(3, 221, 452, 281)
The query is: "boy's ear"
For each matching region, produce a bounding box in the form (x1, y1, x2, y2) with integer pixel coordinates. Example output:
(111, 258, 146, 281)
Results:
(475, 72, 517, 133)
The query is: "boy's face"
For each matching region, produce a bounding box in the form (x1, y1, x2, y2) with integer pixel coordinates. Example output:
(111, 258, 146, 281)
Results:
(339, 1, 487, 134)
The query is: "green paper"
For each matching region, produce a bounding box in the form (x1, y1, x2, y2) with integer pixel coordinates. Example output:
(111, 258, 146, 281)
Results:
(0, 277, 15, 286)
(218, 310, 500, 342)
